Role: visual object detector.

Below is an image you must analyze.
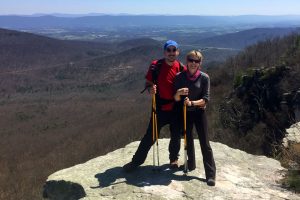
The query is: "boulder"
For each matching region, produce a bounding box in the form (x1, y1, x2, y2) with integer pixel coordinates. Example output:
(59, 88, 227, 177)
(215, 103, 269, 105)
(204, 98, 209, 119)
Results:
(43, 139, 300, 200)
(283, 122, 300, 148)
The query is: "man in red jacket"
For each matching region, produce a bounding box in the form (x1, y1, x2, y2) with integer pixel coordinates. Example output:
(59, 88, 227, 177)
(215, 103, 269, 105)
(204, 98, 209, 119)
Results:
(123, 40, 184, 172)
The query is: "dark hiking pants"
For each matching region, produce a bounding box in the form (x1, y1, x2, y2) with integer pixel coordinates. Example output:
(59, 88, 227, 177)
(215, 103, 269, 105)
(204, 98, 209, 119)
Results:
(186, 109, 216, 179)
(131, 110, 181, 166)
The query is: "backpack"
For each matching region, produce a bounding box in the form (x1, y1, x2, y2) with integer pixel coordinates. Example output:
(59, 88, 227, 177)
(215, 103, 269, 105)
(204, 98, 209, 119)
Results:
(140, 59, 184, 93)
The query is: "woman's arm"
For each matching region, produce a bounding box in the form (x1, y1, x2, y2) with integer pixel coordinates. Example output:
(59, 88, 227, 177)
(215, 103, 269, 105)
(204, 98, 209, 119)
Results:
(191, 99, 206, 107)
(184, 98, 205, 107)
(202, 74, 210, 103)
(185, 75, 210, 108)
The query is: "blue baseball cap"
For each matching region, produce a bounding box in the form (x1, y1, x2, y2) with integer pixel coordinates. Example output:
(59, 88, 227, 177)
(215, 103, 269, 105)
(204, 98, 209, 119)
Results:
(164, 40, 179, 50)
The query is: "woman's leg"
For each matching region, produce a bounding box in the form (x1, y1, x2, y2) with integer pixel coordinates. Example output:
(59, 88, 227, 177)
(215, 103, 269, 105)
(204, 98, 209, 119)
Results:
(186, 111, 196, 170)
(194, 110, 216, 179)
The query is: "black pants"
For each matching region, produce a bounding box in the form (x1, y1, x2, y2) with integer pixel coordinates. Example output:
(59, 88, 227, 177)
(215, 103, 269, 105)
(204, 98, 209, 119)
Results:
(132, 110, 181, 165)
(185, 109, 216, 179)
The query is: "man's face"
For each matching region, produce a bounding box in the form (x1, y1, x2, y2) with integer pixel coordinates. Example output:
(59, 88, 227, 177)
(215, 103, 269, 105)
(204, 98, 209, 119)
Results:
(164, 46, 179, 62)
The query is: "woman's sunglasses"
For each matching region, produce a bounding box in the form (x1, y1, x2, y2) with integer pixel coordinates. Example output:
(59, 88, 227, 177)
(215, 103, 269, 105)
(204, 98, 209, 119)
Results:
(187, 58, 201, 63)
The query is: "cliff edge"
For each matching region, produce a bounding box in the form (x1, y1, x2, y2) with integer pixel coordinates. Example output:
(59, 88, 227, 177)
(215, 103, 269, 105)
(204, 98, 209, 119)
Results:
(43, 139, 299, 200)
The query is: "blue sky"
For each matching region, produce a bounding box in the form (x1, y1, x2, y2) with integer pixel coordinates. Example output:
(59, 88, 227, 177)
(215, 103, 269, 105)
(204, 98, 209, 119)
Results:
(1, 0, 300, 15)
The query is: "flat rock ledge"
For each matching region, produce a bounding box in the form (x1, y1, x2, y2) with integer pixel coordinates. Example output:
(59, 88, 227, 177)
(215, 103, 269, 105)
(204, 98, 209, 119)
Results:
(43, 139, 300, 200)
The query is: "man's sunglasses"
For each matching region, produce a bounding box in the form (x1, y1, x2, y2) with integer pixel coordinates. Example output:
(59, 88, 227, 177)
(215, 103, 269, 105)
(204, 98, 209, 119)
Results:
(166, 48, 177, 53)
(187, 58, 201, 63)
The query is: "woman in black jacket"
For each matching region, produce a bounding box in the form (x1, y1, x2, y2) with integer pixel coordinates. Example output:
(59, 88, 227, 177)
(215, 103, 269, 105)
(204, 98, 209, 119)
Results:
(174, 50, 216, 186)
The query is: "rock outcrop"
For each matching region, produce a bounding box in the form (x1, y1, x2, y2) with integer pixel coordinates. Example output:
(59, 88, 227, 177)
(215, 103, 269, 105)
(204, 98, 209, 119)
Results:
(219, 65, 299, 156)
(43, 139, 300, 200)
(283, 122, 300, 148)
(282, 122, 300, 170)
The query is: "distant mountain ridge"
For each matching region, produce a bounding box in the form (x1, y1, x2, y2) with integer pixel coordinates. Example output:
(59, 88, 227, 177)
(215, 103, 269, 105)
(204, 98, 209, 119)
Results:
(0, 28, 162, 94)
(1, 15, 300, 29)
(0, 28, 113, 72)
(195, 27, 300, 49)
(0, 28, 161, 72)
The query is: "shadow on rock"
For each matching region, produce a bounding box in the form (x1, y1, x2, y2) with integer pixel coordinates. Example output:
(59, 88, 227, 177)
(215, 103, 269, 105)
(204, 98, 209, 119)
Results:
(92, 164, 206, 189)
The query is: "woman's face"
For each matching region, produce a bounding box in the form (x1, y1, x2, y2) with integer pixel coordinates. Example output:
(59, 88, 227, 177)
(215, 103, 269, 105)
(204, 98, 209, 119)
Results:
(187, 55, 201, 74)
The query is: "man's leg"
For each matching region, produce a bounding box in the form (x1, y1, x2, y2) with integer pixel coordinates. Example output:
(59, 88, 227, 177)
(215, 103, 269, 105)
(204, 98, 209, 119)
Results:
(131, 118, 155, 166)
(194, 110, 216, 182)
(123, 111, 169, 171)
(169, 109, 182, 164)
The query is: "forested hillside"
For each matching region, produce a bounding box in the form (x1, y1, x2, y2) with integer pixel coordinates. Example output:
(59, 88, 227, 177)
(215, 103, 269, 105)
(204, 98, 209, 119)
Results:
(207, 34, 300, 155)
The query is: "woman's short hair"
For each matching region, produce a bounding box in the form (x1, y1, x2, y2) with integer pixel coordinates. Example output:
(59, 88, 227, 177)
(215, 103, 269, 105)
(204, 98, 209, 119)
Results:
(186, 50, 203, 62)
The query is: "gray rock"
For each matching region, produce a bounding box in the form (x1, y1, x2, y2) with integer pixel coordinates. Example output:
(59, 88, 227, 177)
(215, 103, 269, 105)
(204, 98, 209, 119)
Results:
(283, 122, 300, 148)
(43, 139, 300, 200)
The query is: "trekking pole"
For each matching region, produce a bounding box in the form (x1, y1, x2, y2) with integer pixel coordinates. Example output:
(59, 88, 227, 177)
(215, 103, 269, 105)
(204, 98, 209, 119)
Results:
(153, 94, 160, 166)
(183, 103, 188, 174)
(152, 94, 160, 171)
(152, 94, 156, 168)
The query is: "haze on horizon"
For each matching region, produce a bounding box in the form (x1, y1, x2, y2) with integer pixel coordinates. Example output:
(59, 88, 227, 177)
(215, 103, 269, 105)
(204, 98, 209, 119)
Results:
(1, 0, 300, 16)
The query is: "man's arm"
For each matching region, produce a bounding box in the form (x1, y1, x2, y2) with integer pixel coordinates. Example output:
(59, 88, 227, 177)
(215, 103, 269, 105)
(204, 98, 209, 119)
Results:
(142, 61, 158, 94)
(145, 80, 157, 95)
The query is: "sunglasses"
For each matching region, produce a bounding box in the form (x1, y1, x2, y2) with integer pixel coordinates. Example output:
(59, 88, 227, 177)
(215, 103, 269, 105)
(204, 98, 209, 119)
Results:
(187, 58, 201, 63)
(166, 48, 177, 53)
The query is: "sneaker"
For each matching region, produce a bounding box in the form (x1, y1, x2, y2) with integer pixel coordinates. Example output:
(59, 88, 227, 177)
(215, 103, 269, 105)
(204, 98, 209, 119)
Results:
(123, 162, 138, 173)
(207, 178, 216, 186)
(169, 160, 179, 169)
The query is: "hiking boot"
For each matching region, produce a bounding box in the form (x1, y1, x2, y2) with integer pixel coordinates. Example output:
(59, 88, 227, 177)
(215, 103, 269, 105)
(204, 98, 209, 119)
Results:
(187, 160, 196, 171)
(188, 165, 196, 171)
(179, 160, 196, 171)
(169, 160, 179, 169)
(179, 164, 196, 171)
(207, 177, 216, 186)
(123, 162, 138, 173)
